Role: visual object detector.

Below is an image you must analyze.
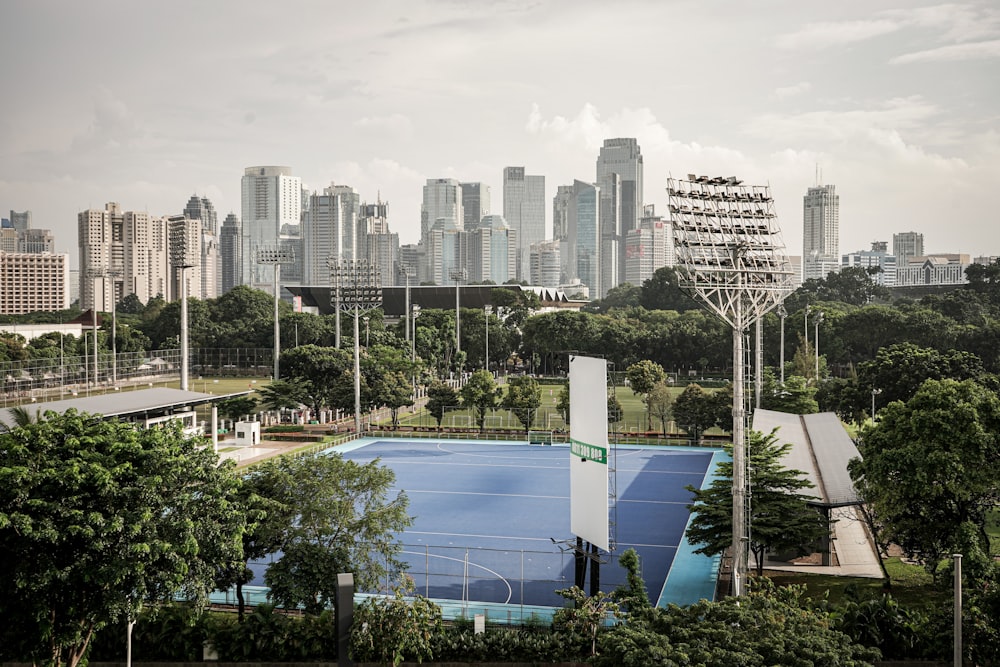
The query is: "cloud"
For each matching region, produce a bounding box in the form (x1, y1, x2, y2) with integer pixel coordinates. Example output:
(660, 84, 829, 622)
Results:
(777, 19, 901, 50)
(353, 113, 414, 138)
(746, 97, 941, 144)
(890, 39, 1000, 64)
(773, 82, 812, 99)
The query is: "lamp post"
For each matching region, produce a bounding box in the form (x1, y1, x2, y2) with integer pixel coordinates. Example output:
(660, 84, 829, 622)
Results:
(168, 216, 196, 391)
(411, 304, 421, 363)
(803, 303, 810, 352)
(363, 316, 370, 347)
(449, 267, 466, 366)
(399, 263, 413, 343)
(86, 268, 102, 387)
(871, 388, 882, 422)
(484, 305, 492, 373)
(330, 259, 382, 434)
(814, 311, 824, 382)
(777, 304, 787, 384)
(107, 266, 123, 385)
(257, 244, 295, 381)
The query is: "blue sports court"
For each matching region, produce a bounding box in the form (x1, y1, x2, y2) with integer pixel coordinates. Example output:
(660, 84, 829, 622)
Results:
(326, 438, 727, 612)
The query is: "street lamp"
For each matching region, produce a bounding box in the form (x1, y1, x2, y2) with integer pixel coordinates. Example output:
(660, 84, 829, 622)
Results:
(168, 216, 196, 391)
(484, 305, 493, 373)
(411, 303, 421, 401)
(814, 311, 824, 382)
(257, 244, 296, 381)
(804, 303, 810, 351)
(777, 304, 787, 384)
(871, 388, 882, 422)
(398, 263, 413, 343)
(363, 315, 370, 347)
(449, 267, 467, 365)
(330, 259, 382, 434)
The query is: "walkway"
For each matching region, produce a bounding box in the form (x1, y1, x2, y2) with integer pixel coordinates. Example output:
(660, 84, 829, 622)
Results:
(764, 505, 883, 579)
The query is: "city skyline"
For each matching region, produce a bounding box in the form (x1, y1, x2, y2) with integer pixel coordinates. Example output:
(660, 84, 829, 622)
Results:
(1, 1, 998, 266)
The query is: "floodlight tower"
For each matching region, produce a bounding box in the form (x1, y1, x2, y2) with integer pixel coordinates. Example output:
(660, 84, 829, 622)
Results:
(256, 244, 296, 381)
(168, 216, 197, 391)
(449, 267, 467, 364)
(330, 259, 382, 433)
(668, 175, 794, 597)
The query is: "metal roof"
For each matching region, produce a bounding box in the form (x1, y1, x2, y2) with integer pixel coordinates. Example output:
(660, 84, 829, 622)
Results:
(752, 409, 862, 508)
(0, 387, 244, 426)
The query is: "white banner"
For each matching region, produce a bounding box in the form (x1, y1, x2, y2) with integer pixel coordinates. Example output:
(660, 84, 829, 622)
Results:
(569, 355, 609, 552)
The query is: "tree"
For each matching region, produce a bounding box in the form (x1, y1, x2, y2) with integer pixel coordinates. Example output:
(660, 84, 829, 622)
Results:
(645, 381, 674, 437)
(672, 383, 716, 443)
(639, 267, 698, 312)
(279, 345, 352, 415)
(593, 581, 880, 667)
(425, 381, 458, 428)
(217, 395, 259, 422)
(849, 378, 1000, 579)
(256, 378, 309, 413)
(686, 429, 828, 575)
(502, 375, 541, 436)
(857, 342, 988, 409)
(759, 369, 819, 414)
(459, 370, 502, 433)
(607, 392, 624, 428)
(0, 411, 246, 667)
(349, 577, 442, 667)
(625, 360, 666, 430)
(258, 452, 412, 612)
(556, 384, 570, 426)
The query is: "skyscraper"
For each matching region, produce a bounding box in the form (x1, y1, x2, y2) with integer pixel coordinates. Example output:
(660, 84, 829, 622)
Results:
(183, 194, 220, 299)
(596, 138, 643, 290)
(421, 178, 463, 240)
(570, 180, 600, 296)
(553, 185, 573, 284)
(240, 166, 301, 289)
(802, 184, 840, 281)
(219, 213, 241, 295)
(184, 195, 218, 235)
(893, 231, 924, 266)
(460, 182, 490, 231)
(503, 166, 545, 282)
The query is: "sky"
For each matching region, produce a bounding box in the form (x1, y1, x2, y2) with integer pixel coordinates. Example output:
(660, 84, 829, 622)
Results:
(1, 0, 998, 266)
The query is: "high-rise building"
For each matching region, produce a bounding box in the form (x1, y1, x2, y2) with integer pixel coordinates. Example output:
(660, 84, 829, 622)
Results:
(359, 198, 390, 267)
(553, 185, 573, 284)
(0, 251, 70, 314)
(842, 242, 897, 287)
(18, 228, 55, 254)
(219, 213, 241, 295)
(569, 180, 600, 296)
(240, 166, 302, 289)
(421, 178, 463, 239)
(530, 240, 561, 289)
(893, 232, 924, 266)
(502, 166, 545, 282)
(596, 138, 643, 289)
(460, 182, 490, 231)
(9, 210, 31, 232)
(302, 184, 361, 284)
(0, 220, 18, 253)
(184, 195, 218, 235)
(803, 184, 840, 280)
(624, 206, 671, 286)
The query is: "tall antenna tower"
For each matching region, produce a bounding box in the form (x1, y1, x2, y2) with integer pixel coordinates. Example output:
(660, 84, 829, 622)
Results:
(668, 174, 794, 597)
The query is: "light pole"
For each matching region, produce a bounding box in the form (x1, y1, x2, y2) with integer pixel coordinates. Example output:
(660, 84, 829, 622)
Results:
(484, 305, 492, 373)
(330, 259, 382, 434)
(107, 266, 123, 385)
(411, 303, 421, 401)
(669, 175, 794, 597)
(168, 216, 196, 391)
(399, 263, 413, 343)
(803, 303, 810, 352)
(449, 267, 466, 366)
(871, 387, 881, 422)
(257, 244, 295, 381)
(777, 304, 787, 384)
(363, 316, 370, 347)
(86, 268, 102, 387)
(814, 311, 824, 382)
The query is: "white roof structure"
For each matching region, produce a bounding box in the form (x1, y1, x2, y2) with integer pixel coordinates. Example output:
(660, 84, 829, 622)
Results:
(752, 409, 862, 507)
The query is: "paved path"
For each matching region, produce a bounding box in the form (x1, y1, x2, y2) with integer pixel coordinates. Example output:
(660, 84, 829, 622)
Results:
(765, 505, 883, 578)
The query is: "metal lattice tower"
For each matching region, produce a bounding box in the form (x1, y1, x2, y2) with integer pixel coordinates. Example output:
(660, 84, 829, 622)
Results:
(256, 244, 296, 381)
(329, 259, 383, 433)
(668, 174, 794, 597)
(168, 216, 197, 391)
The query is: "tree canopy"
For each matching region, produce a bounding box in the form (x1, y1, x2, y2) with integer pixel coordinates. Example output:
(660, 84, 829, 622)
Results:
(0, 411, 246, 667)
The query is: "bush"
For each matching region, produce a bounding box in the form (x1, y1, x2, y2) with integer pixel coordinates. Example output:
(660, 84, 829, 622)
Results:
(263, 424, 305, 433)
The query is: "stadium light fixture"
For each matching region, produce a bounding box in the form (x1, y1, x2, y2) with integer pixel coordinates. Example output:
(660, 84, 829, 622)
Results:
(669, 174, 794, 597)
(257, 244, 296, 381)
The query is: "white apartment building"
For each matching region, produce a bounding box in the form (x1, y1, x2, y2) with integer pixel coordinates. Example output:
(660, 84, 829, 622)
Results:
(803, 184, 840, 281)
(0, 251, 70, 315)
(240, 166, 301, 290)
(503, 167, 545, 282)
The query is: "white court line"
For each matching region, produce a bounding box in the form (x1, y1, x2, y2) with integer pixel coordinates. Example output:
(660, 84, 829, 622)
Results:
(407, 489, 568, 500)
(617, 498, 691, 505)
(435, 442, 567, 459)
(401, 459, 568, 471)
(403, 550, 513, 604)
(407, 530, 557, 542)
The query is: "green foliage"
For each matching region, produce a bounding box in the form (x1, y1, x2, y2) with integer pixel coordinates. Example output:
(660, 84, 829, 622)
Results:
(607, 391, 624, 425)
(217, 395, 258, 421)
(671, 383, 716, 442)
(851, 378, 1000, 578)
(350, 577, 442, 666)
(502, 374, 542, 434)
(262, 424, 305, 433)
(0, 411, 246, 667)
(255, 453, 411, 609)
(552, 587, 620, 657)
(593, 581, 881, 666)
(645, 381, 674, 436)
(612, 548, 650, 613)
(459, 369, 502, 432)
(759, 368, 819, 414)
(686, 429, 828, 575)
(639, 266, 698, 312)
(857, 341, 989, 408)
(279, 345, 352, 415)
(257, 378, 310, 411)
(425, 380, 458, 427)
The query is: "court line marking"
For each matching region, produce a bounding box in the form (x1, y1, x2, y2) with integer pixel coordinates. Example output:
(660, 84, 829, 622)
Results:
(402, 550, 513, 604)
(397, 459, 568, 471)
(406, 489, 568, 500)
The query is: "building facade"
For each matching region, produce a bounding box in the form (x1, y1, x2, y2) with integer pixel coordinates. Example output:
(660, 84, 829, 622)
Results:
(596, 138, 643, 290)
(240, 166, 302, 290)
(460, 182, 489, 231)
(421, 178, 463, 239)
(502, 166, 545, 282)
(892, 231, 924, 267)
(896, 254, 970, 287)
(219, 213, 241, 295)
(842, 242, 897, 286)
(0, 251, 70, 314)
(803, 184, 840, 281)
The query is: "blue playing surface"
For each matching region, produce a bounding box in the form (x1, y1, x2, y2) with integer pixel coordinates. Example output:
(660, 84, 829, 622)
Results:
(319, 438, 723, 609)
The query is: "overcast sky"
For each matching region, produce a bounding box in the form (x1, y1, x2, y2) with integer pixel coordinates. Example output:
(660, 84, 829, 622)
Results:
(2, 0, 998, 266)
